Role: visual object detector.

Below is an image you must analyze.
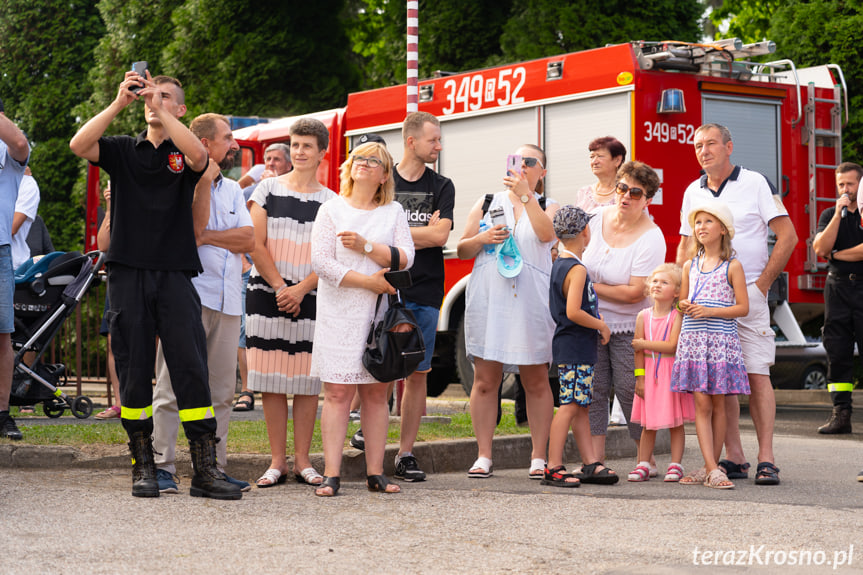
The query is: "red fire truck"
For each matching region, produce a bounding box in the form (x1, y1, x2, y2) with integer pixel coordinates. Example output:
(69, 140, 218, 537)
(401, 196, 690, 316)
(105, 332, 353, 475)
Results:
(85, 39, 848, 395)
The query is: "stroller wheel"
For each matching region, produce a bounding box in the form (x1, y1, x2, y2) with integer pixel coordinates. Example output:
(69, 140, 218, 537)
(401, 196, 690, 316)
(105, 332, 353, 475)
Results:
(71, 396, 93, 419)
(43, 399, 65, 418)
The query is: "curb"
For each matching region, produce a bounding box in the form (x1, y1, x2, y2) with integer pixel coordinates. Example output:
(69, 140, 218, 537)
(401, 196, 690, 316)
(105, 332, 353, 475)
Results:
(0, 426, 669, 480)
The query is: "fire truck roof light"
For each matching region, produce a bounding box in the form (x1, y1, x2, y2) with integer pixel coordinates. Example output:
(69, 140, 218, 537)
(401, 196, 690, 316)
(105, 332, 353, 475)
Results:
(657, 89, 686, 114)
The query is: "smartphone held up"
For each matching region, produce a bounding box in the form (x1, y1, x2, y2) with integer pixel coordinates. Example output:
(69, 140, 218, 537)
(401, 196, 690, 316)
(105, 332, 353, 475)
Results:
(506, 154, 522, 176)
(130, 61, 148, 95)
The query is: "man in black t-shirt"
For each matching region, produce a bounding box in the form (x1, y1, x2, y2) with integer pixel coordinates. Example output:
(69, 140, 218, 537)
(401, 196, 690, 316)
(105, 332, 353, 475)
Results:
(70, 70, 241, 500)
(813, 162, 863, 438)
(392, 112, 455, 482)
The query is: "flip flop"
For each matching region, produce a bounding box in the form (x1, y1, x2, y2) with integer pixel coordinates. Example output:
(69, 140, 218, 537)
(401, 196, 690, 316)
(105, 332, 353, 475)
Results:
(294, 467, 324, 486)
(255, 468, 287, 488)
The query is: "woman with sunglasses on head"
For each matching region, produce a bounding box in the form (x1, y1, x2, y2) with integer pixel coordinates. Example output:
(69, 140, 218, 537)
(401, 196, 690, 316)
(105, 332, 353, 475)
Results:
(574, 136, 627, 214)
(457, 144, 559, 480)
(310, 142, 415, 496)
(582, 160, 666, 470)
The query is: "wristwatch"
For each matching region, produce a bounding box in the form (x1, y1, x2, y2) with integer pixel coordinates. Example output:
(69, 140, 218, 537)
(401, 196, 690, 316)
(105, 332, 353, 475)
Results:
(520, 194, 530, 204)
(363, 241, 374, 255)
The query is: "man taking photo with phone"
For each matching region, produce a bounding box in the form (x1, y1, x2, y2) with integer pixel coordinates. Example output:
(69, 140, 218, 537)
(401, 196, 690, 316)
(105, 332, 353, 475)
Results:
(70, 69, 242, 500)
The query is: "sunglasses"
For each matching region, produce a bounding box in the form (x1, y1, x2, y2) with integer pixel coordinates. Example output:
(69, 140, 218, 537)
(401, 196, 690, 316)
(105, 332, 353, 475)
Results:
(353, 155, 383, 168)
(522, 157, 544, 169)
(615, 182, 648, 199)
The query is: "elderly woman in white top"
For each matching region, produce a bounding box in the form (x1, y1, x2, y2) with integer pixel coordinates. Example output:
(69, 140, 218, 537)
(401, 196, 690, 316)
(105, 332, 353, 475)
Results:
(582, 161, 665, 463)
(573, 136, 627, 214)
(458, 144, 559, 480)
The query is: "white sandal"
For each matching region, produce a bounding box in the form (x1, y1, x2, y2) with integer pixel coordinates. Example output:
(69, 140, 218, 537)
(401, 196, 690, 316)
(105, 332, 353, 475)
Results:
(255, 468, 287, 488)
(468, 457, 493, 478)
(528, 458, 546, 479)
(294, 467, 323, 486)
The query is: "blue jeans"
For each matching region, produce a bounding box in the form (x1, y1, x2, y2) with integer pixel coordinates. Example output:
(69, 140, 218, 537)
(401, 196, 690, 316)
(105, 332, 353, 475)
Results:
(403, 300, 438, 372)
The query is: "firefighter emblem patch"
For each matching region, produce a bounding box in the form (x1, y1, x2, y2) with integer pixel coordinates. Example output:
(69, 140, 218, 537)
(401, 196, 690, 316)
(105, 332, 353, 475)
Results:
(167, 153, 184, 173)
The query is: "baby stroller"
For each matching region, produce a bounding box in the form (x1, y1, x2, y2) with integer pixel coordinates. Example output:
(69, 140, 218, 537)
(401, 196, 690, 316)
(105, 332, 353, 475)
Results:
(9, 250, 105, 418)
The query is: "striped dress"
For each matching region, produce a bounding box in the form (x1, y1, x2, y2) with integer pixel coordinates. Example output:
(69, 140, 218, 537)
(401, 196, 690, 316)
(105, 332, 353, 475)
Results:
(245, 177, 337, 395)
(670, 256, 750, 396)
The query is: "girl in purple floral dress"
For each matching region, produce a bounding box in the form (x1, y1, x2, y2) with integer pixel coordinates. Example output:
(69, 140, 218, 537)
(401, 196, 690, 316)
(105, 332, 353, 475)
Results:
(670, 202, 749, 489)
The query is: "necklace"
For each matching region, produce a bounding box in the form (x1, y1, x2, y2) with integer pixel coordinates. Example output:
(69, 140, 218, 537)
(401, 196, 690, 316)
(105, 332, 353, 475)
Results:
(594, 181, 615, 198)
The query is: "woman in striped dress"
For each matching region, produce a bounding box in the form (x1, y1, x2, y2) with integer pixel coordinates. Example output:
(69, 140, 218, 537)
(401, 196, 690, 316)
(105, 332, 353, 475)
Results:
(246, 118, 337, 488)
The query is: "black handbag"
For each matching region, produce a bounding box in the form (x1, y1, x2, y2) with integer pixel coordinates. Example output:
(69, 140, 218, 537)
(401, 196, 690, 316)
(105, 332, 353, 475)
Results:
(362, 247, 426, 382)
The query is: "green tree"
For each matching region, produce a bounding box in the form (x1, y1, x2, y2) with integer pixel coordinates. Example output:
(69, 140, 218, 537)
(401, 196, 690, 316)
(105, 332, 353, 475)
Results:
(707, 0, 780, 42)
(77, 0, 185, 138)
(499, 0, 703, 62)
(163, 0, 360, 117)
(346, 0, 512, 88)
(768, 1, 863, 161)
(0, 0, 104, 251)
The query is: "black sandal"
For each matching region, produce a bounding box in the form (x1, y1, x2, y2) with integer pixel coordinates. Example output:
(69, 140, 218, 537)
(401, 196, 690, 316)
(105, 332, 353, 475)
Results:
(754, 462, 780, 486)
(315, 476, 340, 497)
(366, 474, 400, 493)
(540, 465, 580, 488)
(718, 459, 751, 479)
(577, 462, 620, 485)
(232, 391, 254, 412)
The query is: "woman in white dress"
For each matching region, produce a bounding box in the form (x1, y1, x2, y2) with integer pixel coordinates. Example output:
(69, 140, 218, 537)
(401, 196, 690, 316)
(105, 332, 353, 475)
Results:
(457, 144, 559, 480)
(573, 136, 627, 214)
(310, 142, 415, 496)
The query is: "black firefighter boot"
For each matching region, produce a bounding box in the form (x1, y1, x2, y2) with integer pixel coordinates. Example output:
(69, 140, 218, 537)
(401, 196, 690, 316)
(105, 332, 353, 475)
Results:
(818, 406, 852, 435)
(128, 431, 159, 498)
(189, 433, 242, 500)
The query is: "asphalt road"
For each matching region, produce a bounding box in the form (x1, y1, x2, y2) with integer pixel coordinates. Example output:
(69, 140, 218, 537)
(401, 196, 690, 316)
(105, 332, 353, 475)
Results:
(2, 402, 863, 574)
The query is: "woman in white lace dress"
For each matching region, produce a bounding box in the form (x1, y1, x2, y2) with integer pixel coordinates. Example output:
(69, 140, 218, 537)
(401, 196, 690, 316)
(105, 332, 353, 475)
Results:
(310, 142, 415, 496)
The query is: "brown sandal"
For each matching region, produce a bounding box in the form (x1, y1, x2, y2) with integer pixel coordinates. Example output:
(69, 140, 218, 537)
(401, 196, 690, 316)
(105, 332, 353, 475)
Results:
(704, 468, 734, 489)
(679, 466, 707, 485)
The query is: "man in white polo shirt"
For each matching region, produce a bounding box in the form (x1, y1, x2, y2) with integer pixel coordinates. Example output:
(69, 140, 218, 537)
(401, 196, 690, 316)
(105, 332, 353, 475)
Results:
(676, 123, 797, 486)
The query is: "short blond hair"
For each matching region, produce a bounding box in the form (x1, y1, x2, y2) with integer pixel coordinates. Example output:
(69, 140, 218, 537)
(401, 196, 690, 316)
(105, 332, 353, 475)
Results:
(339, 142, 395, 206)
(402, 111, 439, 142)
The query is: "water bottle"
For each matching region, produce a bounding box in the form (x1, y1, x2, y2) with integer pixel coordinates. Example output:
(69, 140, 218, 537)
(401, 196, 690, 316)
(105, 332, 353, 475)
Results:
(479, 221, 495, 254)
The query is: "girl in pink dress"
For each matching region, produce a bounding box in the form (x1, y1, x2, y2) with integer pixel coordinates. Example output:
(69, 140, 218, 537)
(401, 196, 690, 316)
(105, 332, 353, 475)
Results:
(628, 263, 695, 482)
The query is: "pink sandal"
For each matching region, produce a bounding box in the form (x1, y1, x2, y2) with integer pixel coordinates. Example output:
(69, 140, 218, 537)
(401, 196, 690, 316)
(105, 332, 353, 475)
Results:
(627, 464, 650, 482)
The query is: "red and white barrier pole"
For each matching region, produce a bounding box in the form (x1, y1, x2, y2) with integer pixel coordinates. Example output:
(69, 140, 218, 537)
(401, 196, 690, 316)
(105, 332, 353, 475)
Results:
(406, 1, 419, 113)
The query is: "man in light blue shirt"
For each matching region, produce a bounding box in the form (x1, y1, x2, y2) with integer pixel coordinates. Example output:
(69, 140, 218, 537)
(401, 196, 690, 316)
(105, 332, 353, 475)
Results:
(152, 113, 254, 492)
(0, 98, 30, 440)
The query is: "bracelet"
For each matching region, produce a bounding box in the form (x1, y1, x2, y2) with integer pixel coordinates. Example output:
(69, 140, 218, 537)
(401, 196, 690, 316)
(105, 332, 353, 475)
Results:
(275, 284, 288, 295)
(634, 368, 645, 377)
